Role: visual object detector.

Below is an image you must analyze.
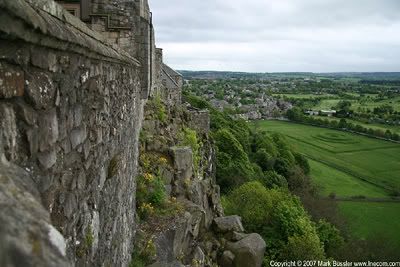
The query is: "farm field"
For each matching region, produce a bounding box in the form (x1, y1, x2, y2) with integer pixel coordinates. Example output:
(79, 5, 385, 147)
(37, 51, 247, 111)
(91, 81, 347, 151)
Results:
(273, 93, 400, 111)
(351, 95, 400, 112)
(272, 93, 336, 99)
(254, 120, 400, 193)
(309, 159, 388, 198)
(252, 120, 400, 246)
(313, 99, 342, 110)
(339, 202, 400, 247)
(313, 116, 400, 135)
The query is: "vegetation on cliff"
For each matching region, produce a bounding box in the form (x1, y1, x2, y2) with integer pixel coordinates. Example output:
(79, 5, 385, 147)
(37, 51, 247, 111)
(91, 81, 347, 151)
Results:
(185, 90, 400, 263)
(184, 93, 344, 262)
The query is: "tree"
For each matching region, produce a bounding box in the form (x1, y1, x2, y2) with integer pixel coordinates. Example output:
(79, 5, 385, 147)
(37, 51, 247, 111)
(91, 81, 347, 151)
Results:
(294, 153, 310, 174)
(336, 100, 352, 112)
(259, 171, 288, 189)
(287, 107, 304, 121)
(213, 128, 254, 192)
(316, 219, 344, 257)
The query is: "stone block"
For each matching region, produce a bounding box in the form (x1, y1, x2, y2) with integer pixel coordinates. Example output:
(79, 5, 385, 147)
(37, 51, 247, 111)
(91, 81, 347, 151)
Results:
(0, 62, 24, 98)
(38, 109, 59, 152)
(70, 125, 87, 149)
(213, 215, 244, 233)
(25, 71, 56, 109)
(26, 126, 39, 157)
(31, 48, 57, 72)
(219, 250, 235, 267)
(225, 233, 266, 267)
(0, 103, 17, 161)
(170, 146, 192, 171)
(15, 101, 37, 126)
(37, 149, 57, 170)
(73, 105, 83, 127)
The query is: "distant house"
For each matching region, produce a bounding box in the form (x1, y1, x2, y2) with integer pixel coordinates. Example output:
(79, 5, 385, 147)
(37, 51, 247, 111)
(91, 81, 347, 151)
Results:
(319, 110, 336, 117)
(305, 110, 319, 116)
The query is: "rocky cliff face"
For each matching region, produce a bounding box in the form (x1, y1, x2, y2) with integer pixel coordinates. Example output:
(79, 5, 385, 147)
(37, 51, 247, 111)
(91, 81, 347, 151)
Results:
(134, 100, 266, 267)
(0, 0, 265, 266)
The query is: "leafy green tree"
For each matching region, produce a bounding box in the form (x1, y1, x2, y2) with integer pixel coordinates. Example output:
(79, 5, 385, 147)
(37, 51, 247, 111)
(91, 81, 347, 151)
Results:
(294, 152, 310, 174)
(336, 100, 352, 112)
(258, 171, 288, 189)
(281, 234, 325, 260)
(213, 128, 254, 192)
(253, 148, 274, 171)
(224, 182, 326, 261)
(316, 219, 344, 257)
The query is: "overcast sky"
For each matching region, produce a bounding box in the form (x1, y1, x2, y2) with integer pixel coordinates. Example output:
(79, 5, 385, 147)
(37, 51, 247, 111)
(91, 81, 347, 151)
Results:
(150, 0, 400, 72)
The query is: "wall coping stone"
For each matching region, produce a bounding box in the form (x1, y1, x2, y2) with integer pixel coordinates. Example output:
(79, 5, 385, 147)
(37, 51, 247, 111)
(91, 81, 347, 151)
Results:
(0, 0, 140, 66)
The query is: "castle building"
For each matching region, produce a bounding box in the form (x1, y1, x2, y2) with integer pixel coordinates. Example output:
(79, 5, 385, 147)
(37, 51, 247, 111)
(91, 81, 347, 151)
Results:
(56, 0, 183, 102)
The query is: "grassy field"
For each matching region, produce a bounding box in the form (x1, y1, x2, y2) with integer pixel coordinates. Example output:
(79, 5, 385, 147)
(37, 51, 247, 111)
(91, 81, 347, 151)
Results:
(313, 99, 342, 110)
(339, 202, 400, 246)
(313, 116, 400, 135)
(309, 159, 388, 198)
(275, 93, 400, 112)
(351, 96, 400, 112)
(254, 120, 400, 193)
(272, 93, 336, 99)
(253, 120, 400, 246)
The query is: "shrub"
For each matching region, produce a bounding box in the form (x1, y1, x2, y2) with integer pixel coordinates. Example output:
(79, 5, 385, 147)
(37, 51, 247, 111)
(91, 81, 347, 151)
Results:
(179, 127, 201, 171)
(223, 181, 326, 261)
(213, 128, 255, 192)
(316, 219, 344, 257)
(148, 94, 167, 122)
(258, 171, 288, 189)
(136, 162, 167, 220)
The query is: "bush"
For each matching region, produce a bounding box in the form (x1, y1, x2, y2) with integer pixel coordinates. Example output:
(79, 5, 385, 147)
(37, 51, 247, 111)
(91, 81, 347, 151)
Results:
(213, 128, 255, 192)
(258, 171, 288, 189)
(148, 94, 167, 122)
(179, 127, 201, 171)
(223, 181, 273, 233)
(223, 181, 326, 261)
(136, 173, 167, 219)
(316, 219, 344, 257)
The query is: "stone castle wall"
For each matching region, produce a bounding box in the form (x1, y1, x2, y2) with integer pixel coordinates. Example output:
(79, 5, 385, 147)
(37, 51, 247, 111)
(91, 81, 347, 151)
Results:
(0, 0, 145, 266)
(0, 1, 258, 267)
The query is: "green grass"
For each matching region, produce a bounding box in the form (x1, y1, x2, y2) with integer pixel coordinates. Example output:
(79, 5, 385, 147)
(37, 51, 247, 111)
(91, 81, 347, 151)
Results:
(272, 93, 335, 99)
(252, 120, 400, 247)
(339, 202, 400, 247)
(313, 99, 342, 110)
(313, 116, 400, 135)
(351, 96, 400, 112)
(309, 159, 388, 198)
(253, 120, 400, 193)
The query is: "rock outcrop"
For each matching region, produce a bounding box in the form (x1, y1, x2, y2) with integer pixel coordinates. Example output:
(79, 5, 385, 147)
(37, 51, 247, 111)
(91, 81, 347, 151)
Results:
(135, 100, 266, 266)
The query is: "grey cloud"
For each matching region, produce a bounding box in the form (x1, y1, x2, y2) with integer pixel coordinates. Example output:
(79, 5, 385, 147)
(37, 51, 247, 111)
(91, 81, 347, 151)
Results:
(150, 0, 400, 72)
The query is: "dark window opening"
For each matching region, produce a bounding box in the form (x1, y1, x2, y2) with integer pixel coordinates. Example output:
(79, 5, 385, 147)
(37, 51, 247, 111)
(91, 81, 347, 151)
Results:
(66, 9, 76, 16)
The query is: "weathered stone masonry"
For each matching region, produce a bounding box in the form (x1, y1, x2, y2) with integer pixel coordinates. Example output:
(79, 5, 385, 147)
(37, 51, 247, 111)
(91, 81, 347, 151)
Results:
(0, 1, 267, 267)
(0, 0, 146, 266)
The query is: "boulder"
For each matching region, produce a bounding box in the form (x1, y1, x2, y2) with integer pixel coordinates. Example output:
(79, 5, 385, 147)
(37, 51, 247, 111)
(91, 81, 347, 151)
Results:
(0, 151, 70, 267)
(225, 233, 266, 267)
(219, 250, 235, 267)
(213, 215, 244, 233)
(170, 146, 193, 172)
(147, 260, 185, 267)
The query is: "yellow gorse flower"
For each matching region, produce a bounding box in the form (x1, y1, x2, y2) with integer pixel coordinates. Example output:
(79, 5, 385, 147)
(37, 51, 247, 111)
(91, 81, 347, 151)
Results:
(159, 156, 168, 165)
(143, 173, 154, 182)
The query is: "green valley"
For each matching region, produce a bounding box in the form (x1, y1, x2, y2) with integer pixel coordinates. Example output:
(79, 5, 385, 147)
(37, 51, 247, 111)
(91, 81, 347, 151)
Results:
(253, 120, 400, 246)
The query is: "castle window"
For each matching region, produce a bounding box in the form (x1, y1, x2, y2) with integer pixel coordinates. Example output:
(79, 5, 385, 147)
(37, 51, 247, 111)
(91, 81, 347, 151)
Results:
(55, 0, 90, 21)
(66, 8, 77, 16)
